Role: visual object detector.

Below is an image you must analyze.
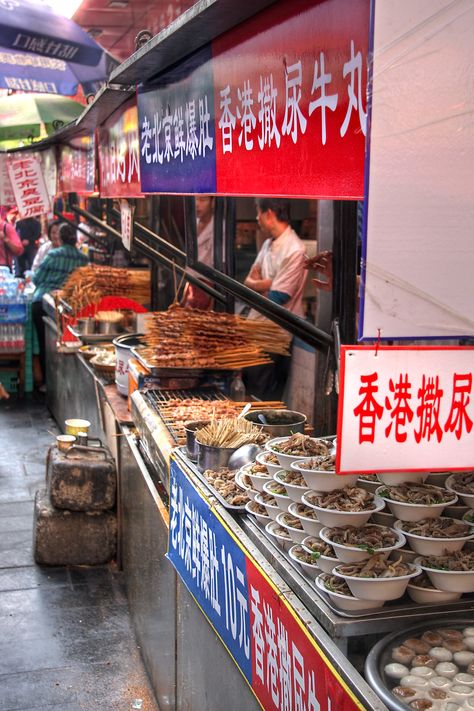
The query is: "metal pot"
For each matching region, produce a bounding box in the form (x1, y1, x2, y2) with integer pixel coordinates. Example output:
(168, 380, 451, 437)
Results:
(113, 333, 144, 396)
(75, 317, 96, 335)
(243, 409, 307, 437)
(196, 442, 238, 472)
(98, 319, 124, 335)
(184, 420, 211, 461)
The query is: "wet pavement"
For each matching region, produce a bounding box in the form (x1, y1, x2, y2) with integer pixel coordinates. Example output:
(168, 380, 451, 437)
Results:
(0, 395, 158, 711)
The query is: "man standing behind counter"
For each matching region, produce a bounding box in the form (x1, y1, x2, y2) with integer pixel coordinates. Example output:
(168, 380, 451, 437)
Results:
(243, 198, 307, 399)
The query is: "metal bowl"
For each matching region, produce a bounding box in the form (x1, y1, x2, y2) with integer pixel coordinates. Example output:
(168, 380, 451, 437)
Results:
(184, 420, 210, 461)
(365, 618, 474, 711)
(244, 409, 307, 437)
(196, 442, 238, 472)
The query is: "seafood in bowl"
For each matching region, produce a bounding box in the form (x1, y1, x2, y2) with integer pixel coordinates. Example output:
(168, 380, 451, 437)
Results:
(416, 550, 474, 593)
(274, 470, 309, 503)
(275, 511, 307, 544)
(320, 524, 405, 563)
(266, 433, 332, 469)
(446, 472, 474, 509)
(300, 536, 337, 573)
(316, 573, 384, 611)
(291, 455, 359, 491)
(394, 517, 474, 555)
(376, 482, 457, 522)
(288, 501, 322, 537)
(303, 487, 384, 528)
(407, 572, 462, 603)
(333, 553, 420, 600)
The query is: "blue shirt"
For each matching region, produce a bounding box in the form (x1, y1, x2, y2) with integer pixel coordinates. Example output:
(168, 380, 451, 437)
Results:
(32, 244, 88, 302)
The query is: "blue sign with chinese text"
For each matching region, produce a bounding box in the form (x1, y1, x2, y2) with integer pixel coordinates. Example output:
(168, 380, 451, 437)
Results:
(168, 458, 251, 681)
(138, 45, 216, 194)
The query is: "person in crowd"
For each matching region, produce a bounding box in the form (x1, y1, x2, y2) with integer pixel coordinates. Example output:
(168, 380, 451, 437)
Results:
(0, 213, 23, 270)
(243, 197, 307, 400)
(182, 195, 215, 310)
(15, 216, 41, 276)
(32, 222, 88, 391)
(31, 221, 61, 272)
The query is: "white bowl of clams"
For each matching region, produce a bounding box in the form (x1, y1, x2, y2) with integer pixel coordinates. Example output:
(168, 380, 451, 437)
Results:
(394, 517, 474, 556)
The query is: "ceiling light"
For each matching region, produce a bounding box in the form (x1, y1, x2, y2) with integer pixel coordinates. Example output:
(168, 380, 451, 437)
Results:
(107, 0, 129, 7)
(87, 28, 103, 38)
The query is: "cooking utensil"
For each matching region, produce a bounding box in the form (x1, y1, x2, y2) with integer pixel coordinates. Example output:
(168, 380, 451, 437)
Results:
(228, 443, 262, 470)
(184, 420, 211, 461)
(237, 403, 252, 419)
(244, 409, 307, 437)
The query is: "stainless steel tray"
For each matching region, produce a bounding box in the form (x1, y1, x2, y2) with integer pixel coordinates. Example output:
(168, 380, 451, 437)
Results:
(174, 447, 247, 512)
(255, 521, 474, 620)
(130, 347, 207, 377)
(68, 325, 115, 344)
(365, 618, 474, 711)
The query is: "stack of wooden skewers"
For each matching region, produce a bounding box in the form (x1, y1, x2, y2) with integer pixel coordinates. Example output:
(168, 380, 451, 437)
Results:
(195, 418, 268, 449)
(140, 304, 291, 371)
(60, 265, 150, 312)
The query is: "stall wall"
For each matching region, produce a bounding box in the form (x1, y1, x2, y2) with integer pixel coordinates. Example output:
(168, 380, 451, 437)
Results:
(360, 0, 474, 339)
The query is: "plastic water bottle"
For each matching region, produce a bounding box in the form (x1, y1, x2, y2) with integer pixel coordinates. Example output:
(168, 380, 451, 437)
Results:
(230, 371, 246, 401)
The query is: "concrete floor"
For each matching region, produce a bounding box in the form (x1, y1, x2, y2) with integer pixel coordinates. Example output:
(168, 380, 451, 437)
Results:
(0, 395, 158, 711)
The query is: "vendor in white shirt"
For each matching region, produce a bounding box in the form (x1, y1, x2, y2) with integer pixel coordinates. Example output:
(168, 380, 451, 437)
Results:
(245, 198, 306, 317)
(243, 198, 307, 400)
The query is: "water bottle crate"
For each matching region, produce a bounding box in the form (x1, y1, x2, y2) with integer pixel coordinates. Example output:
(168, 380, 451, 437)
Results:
(0, 303, 27, 323)
(0, 371, 19, 393)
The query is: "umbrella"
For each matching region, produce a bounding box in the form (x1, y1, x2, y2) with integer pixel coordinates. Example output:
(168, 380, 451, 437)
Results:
(0, 93, 84, 141)
(0, 0, 112, 96)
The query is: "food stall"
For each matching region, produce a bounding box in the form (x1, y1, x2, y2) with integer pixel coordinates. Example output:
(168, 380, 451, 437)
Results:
(2, 0, 473, 710)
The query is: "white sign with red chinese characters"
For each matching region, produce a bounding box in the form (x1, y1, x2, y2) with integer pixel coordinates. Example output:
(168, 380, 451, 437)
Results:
(337, 346, 474, 474)
(120, 199, 134, 251)
(7, 155, 50, 218)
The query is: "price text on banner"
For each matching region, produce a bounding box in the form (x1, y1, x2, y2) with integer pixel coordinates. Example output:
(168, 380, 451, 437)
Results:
(168, 458, 364, 710)
(336, 346, 474, 474)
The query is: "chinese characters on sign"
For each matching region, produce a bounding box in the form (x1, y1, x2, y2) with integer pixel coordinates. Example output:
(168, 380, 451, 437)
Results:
(59, 135, 95, 194)
(168, 459, 363, 711)
(337, 347, 474, 474)
(138, 44, 216, 194)
(120, 200, 134, 251)
(137, 0, 368, 197)
(212, 0, 368, 198)
(7, 155, 50, 217)
(98, 101, 142, 198)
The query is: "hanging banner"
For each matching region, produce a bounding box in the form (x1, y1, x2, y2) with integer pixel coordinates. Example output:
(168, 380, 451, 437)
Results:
(337, 346, 474, 474)
(359, 0, 474, 340)
(0, 153, 15, 207)
(138, 0, 368, 198)
(7, 154, 50, 217)
(168, 457, 364, 711)
(120, 199, 134, 251)
(31, 148, 58, 204)
(59, 134, 95, 194)
(98, 99, 142, 198)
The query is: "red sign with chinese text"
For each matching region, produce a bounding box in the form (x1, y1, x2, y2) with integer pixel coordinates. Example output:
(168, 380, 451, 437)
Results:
(212, 0, 369, 198)
(246, 561, 363, 711)
(98, 99, 142, 198)
(59, 135, 95, 195)
(337, 346, 474, 474)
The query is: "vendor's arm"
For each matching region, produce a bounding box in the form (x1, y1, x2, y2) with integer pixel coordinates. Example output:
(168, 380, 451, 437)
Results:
(269, 249, 307, 304)
(1, 222, 24, 256)
(244, 251, 272, 294)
